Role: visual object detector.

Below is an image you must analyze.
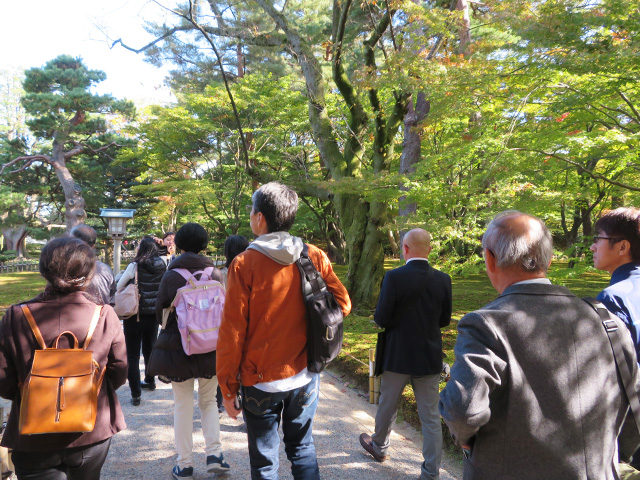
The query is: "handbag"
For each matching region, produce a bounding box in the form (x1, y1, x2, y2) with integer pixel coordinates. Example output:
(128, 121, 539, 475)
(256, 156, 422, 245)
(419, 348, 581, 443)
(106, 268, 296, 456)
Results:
(18, 304, 106, 435)
(374, 330, 386, 377)
(114, 263, 138, 318)
(0, 401, 14, 478)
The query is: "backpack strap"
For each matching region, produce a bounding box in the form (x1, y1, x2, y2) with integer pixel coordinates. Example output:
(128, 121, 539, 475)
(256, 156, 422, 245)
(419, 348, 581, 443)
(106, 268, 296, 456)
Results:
(20, 304, 101, 351)
(20, 304, 46, 350)
(583, 297, 640, 434)
(201, 267, 214, 281)
(83, 305, 103, 350)
(173, 267, 215, 285)
(173, 268, 193, 283)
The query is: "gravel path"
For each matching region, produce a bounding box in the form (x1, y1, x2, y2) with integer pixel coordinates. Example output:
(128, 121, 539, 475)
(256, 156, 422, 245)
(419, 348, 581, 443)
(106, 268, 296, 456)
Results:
(102, 369, 463, 479)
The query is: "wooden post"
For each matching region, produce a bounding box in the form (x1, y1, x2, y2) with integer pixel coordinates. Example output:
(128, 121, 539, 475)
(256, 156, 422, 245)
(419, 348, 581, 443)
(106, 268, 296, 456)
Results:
(374, 375, 381, 404)
(369, 348, 376, 403)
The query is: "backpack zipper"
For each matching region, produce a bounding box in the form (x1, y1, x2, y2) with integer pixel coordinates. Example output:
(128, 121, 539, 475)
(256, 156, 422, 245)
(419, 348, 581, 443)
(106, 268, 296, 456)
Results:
(56, 377, 66, 422)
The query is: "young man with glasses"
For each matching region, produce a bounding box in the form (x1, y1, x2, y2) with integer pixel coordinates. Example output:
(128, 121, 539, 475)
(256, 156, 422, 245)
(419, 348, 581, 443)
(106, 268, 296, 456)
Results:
(590, 208, 640, 360)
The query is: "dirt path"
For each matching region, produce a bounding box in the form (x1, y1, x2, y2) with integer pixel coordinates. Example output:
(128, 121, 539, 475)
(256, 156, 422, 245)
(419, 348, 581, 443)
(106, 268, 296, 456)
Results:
(102, 370, 463, 479)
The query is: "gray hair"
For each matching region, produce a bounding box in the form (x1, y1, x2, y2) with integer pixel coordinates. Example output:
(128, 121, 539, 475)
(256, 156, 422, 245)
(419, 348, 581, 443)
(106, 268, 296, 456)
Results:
(481, 210, 553, 273)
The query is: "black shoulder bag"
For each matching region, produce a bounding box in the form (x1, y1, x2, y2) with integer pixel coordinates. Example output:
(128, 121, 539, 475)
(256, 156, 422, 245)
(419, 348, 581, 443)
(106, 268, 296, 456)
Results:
(296, 243, 344, 373)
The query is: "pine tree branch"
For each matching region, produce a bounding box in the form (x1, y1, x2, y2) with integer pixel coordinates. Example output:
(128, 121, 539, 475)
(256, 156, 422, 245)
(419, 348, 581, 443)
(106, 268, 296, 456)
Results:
(1, 155, 52, 175)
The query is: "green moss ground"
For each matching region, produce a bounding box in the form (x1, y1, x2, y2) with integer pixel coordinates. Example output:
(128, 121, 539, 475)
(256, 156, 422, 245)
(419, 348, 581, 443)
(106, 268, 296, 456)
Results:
(0, 272, 46, 316)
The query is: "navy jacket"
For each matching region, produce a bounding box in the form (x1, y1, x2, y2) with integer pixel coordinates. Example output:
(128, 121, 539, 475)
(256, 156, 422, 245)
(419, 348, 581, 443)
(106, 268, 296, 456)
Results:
(597, 262, 640, 360)
(374, 259, 452, 376)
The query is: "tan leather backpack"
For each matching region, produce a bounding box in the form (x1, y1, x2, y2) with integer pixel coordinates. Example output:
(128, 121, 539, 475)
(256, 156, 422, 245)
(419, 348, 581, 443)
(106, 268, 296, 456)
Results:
(18, 304, 106, 435)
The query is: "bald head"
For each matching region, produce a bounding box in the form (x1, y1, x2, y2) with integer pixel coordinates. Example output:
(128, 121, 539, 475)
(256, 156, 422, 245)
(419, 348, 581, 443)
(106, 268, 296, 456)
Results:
(482, 211, 552, 274)
(70, 224, 97, 248)
(403, 228, 432, 260)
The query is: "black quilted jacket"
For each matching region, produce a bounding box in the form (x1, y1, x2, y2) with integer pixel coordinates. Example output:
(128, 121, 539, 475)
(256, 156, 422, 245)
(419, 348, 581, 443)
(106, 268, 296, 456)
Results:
(137, 256, 167, 315)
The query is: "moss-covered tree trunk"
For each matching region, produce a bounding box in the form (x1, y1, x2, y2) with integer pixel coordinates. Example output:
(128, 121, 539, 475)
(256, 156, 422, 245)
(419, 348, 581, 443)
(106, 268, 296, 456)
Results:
(254, 0, 407, 309)
(337, 193, 388, 310)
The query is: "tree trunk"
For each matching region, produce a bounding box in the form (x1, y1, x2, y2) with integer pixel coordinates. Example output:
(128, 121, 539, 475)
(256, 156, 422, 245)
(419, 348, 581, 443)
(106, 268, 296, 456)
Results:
(399, 92, 430, 217)
(326, 218, 346, 265)
(254, 0, 404, 309)
(52, 139, 86, 230)
(581, 204, 593, 237)
(387, 229, 400, 257)
(336, 193, 388, 310)
(2, 225, 28, 257)
(457, 0, 471, 57)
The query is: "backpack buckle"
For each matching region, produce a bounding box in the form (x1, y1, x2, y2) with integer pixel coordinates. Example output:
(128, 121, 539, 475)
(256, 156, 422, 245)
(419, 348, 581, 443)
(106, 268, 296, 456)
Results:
(603, 319, 618, 332)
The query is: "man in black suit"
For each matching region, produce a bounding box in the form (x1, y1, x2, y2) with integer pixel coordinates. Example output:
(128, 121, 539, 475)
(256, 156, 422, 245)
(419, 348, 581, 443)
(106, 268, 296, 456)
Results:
(360, 228, 452, 480)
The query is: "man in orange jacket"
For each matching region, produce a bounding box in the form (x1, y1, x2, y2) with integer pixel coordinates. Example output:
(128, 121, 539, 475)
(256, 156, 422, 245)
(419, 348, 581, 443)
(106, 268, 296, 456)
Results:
(217, 182, 351, 479)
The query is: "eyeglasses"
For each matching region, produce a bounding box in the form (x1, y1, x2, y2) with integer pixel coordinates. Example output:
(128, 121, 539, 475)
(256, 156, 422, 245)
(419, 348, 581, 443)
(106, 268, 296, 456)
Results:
(592, 236, 623, 243)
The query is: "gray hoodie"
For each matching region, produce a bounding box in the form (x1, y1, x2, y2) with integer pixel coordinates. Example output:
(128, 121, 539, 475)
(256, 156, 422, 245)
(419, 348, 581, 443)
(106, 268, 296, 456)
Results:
(247, 232, 304, 265)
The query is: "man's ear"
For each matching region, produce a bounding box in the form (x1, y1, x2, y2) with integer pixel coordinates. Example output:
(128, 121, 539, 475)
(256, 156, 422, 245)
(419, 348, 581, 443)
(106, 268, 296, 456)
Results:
(485, 249, 497, 274)
(255, 211, 269, 234)
(619, 239, 632, 257)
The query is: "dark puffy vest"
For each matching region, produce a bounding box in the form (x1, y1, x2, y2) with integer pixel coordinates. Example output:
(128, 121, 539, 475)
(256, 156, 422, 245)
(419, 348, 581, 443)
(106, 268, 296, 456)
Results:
(137, 256, 167, 315)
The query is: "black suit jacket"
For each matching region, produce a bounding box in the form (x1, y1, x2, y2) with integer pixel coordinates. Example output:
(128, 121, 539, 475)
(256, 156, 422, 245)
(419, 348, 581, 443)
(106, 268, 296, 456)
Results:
(375, 259, 452, 375)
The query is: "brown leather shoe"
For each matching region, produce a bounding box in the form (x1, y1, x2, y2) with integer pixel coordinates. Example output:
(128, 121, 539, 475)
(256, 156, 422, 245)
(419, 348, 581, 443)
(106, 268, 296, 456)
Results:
(359, 433, 387, 462)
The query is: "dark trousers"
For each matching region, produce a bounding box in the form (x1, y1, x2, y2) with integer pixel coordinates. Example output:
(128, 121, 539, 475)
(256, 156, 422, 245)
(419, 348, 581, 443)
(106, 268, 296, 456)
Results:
(12, 438, 111, 480)
(123, 313, 158, 398)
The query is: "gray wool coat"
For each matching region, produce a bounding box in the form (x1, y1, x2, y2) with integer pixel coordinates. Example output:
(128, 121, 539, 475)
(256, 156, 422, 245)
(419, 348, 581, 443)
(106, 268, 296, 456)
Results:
(439, 282, 640, 480)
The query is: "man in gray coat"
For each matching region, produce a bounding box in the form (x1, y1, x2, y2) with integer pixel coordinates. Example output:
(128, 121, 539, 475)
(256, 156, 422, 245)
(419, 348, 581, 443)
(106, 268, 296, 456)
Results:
(439, 210, 640, 479)
(71, 224, 116, 306)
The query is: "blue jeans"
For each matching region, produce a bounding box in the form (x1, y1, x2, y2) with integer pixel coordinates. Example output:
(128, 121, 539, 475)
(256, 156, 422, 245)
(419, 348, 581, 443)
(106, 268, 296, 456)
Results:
(242, 375, 320, 480)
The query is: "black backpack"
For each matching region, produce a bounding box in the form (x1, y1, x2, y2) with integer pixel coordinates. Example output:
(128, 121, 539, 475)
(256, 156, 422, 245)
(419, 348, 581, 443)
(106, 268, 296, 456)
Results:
(296, 243, 344, 373)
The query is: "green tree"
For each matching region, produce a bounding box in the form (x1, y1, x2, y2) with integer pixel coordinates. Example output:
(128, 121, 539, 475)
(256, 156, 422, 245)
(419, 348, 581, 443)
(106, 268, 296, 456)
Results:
(0, 55, 136, 230)
(116, 0, 472, 308)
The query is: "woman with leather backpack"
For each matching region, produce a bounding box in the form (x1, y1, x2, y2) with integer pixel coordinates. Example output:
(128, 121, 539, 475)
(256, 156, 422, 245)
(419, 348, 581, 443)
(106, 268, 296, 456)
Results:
(0, 236, 128, 480)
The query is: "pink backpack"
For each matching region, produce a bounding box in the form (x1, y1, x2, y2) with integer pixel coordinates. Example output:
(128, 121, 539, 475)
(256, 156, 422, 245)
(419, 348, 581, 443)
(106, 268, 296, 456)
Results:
(171, 268, 225, 356)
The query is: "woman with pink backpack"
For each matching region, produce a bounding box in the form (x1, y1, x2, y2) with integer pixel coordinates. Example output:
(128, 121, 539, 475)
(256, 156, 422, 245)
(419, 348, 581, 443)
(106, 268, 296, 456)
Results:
(147, 223, 231, 480)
